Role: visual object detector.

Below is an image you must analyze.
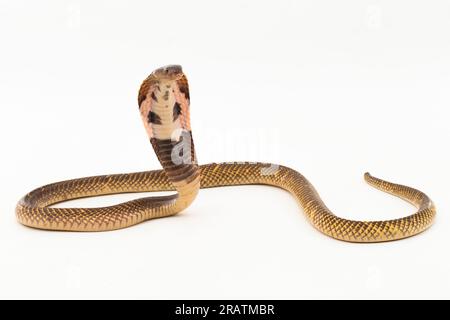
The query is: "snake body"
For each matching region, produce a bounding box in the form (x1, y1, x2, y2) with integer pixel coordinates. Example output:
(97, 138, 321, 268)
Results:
(16, 65, 436, 242)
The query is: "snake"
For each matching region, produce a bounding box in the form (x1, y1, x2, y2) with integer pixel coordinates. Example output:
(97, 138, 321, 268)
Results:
(16, 65, 436, 242)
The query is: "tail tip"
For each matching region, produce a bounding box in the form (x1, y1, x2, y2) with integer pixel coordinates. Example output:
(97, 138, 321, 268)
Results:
(364, 172, 376, 183)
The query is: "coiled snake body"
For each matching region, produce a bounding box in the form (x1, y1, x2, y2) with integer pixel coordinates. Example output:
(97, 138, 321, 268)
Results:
(16, 65, 436, 242)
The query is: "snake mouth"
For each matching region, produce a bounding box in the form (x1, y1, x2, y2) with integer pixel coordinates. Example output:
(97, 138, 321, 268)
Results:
(152, 64, 183, 80)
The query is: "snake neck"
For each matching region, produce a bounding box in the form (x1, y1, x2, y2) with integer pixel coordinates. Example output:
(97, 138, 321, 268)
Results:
(151, 134, 199, 210)
(139, 74, 192, 141)
(149, 79, 183, 140)
(139, 68, 199, 212)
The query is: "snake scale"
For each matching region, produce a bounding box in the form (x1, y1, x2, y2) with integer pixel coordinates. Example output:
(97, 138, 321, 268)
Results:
(16, 65, 436, 242)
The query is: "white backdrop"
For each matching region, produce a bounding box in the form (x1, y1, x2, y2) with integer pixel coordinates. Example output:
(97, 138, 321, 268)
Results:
(0, 0, 449, 299)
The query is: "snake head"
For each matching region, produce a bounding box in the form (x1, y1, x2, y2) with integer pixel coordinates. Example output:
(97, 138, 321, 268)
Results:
(151, 65, 184, 81)
(138, 65, 186, 108)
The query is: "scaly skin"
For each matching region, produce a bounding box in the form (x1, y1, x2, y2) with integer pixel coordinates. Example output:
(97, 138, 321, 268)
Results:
(16, 65, 436, 242)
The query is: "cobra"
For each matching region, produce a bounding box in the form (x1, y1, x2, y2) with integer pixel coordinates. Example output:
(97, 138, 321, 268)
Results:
(16, 65, 436, 242)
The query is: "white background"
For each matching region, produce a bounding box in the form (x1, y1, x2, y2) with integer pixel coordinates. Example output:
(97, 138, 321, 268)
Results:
(0, 0, 449, 299)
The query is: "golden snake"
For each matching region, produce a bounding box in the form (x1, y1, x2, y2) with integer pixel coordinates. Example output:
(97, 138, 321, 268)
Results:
(16, 65, 436, 242)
